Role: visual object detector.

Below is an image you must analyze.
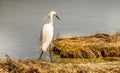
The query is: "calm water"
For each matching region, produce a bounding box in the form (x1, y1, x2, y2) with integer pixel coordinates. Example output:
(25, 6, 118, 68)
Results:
(0, 0, 120, 59)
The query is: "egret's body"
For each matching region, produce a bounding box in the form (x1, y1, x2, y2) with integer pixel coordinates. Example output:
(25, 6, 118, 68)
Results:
(41, 23, 53, 51)
(39, 11, 60, 62)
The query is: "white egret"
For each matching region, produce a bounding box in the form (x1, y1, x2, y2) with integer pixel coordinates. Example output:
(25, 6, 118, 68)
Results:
(38, 11, 60, 62)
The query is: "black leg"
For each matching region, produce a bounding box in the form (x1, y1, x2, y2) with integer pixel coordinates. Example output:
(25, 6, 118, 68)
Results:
(39, 51, 43, 60)
(49, 49, 53, 62)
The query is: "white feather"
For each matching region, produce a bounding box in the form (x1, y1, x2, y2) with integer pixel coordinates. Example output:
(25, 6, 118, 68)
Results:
(39, 11, 60, 52)
(41, 24, 53, 51)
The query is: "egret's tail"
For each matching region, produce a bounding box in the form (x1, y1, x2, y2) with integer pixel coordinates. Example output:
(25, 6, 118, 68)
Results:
(36, 41, 43, 51)
(41, 42, 49, 52)
(37, 41, 48, 52)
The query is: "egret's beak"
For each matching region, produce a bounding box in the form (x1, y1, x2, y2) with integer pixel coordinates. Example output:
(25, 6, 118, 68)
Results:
(56, 15, 60, 20)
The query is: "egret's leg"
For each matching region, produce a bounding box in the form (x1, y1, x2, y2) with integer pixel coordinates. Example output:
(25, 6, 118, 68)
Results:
(49, 49, 53, 62)
(39, 51, 43, 60)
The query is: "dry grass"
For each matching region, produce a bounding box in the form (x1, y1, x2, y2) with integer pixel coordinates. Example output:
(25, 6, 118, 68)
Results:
(53, 33, 120, 58)
(0, 33, 120, 73)
(0, 56, 120, 73)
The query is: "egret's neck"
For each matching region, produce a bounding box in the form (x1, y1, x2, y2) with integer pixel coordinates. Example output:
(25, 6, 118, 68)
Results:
(48, 15, 53, 25)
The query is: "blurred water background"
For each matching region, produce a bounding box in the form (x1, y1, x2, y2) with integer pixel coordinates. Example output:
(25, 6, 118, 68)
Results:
(0, 0, 120, 59)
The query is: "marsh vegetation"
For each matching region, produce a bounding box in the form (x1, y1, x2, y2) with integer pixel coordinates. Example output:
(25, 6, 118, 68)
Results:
(53, 33, 120, 58)
(0, 33, 120, 73)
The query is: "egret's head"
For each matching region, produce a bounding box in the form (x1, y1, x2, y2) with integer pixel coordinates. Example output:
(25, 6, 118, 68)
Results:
(50, 11, 57, 16)
(48, 11, 60, 20)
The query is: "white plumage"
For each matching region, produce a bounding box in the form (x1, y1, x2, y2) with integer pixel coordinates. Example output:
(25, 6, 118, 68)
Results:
(41, 23, 53, 51)
(39, 11, 60, 61)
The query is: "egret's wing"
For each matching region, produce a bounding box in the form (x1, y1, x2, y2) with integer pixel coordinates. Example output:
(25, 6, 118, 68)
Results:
(39, 29, 42, 42)
(37, 29, 43, 51)
(38, 29, 43, 47)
